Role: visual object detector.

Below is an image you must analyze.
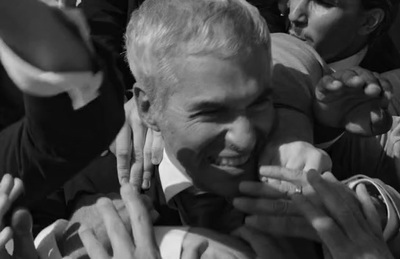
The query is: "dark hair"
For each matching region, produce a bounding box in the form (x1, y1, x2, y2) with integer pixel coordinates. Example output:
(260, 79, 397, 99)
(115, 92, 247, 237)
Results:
(361, 0, 399, 40)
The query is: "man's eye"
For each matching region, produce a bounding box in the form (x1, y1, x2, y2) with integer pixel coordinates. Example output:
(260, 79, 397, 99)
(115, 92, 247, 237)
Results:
(193, 109, 220, 117)
(317, 0, 338, 7)
(314, 0, 337, 7)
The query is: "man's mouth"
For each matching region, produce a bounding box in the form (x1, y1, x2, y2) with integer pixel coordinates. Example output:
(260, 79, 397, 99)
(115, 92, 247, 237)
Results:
(208, 154, 250, 167)
(289, 28, 307, 41)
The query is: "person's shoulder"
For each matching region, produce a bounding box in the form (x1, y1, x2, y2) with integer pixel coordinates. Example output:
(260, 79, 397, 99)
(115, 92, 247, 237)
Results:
(271, 33, 329, 73)
(271, 33, 329, 86)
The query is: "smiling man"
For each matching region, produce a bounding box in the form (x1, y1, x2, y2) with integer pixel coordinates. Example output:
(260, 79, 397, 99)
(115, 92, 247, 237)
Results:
(125, 0, 275, 199)
(41, 0, 400, 258)
(57, 0, 279, 257)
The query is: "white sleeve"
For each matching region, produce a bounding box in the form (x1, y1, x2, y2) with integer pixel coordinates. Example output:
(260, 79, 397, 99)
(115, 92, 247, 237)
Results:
(35, 219, 69, 259)
(154, 226, 189, 259)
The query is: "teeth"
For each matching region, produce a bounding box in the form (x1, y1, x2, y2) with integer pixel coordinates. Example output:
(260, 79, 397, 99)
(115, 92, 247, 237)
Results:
(210, 155, 250, 167)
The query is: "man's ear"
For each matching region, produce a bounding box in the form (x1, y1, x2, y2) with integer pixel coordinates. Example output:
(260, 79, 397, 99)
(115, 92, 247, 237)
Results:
(359, 8, 385, 36)
(133, 83, 160, 132)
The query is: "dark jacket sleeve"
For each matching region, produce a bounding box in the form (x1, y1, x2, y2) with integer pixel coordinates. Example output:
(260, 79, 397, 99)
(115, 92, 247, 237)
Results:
(0, 41, 125, 209)
(79, 0, 143, 91)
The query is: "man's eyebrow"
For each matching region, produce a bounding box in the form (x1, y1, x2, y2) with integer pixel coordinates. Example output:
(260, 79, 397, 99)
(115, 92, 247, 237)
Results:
(187, 100, 226, 111)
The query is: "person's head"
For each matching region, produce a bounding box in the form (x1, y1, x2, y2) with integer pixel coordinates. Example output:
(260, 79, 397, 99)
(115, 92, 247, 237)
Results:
(287, 0, 399, 63)
(125, 0, 274, 198)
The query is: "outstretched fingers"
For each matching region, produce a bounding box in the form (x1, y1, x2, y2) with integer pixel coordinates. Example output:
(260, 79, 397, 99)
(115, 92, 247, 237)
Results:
(120, 184, 160, 258)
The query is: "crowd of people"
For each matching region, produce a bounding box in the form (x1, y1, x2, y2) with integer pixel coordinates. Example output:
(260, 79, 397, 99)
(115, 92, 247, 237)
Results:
(1, 0, 400, 258)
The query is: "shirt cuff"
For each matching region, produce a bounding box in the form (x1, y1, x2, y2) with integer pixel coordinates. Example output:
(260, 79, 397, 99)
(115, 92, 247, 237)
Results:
(154, 226, 189, 259)
(315, 132, 344, 149)
(0, 8, 102, 110)
(35, 219, 69, 259)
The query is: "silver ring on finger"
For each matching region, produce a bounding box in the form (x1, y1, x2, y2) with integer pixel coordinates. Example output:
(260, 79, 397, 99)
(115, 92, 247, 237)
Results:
(294, 185, 303, 195)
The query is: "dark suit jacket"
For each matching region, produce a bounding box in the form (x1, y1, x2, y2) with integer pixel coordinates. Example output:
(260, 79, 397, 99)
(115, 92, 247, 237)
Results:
(63, 152, 181, 229)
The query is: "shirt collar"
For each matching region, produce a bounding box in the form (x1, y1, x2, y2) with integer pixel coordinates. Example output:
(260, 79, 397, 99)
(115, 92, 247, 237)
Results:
(158, 150, 193, 203)
(328, 47, 368, 72)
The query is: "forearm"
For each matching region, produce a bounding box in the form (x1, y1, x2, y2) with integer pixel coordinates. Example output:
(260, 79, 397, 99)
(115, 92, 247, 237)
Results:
(0, 0, 92, 72)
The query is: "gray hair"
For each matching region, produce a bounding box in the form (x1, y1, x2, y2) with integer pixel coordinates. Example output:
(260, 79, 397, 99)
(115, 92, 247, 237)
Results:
(125, 0, 271, 105)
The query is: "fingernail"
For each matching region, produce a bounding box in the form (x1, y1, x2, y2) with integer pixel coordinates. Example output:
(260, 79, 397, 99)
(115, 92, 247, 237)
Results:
(233, 198, 250, 212)
(142, 179, 151, 189)
(121, 177, 129, 184)
(152, 156, 161, 164)
(245, 216, 257, 226)
(307, 169, 322, 183)
(232, 198, 242, 208)
(198, 240, 209, 255)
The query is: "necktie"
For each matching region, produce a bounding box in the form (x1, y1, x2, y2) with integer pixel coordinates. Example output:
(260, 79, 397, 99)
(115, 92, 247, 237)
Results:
(172, 187, 244, 234)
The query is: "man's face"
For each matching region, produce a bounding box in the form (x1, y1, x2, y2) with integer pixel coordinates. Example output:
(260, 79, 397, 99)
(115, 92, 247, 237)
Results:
(156, 46, 274, 198)
(287, 0, 367, 62)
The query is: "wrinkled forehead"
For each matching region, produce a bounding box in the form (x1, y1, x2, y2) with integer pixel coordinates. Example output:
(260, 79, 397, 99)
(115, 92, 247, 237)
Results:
(167, 46, 272, 104)
(174, 43, 271, 82)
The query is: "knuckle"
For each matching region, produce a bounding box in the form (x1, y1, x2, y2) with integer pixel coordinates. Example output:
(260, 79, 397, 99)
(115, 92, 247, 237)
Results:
(130, 179, 143, 190)
(96, 197, 113, 210)
(117, 163, 130, 172)
(272, 200, 289, 214)
(133, 149, 144, 161)
(144, 148, 152, 159)
(116, 151, 130, 161)
(254, 183, 266, 196)
(120, 183, 133, 198)
(0, 194, 9, 208)
(135, 250, 160, 259)
(289, 168, 304, 180)
(277, 182, 291, 196)
(313, 217, 336, 232)
(130, 170, 143, 180)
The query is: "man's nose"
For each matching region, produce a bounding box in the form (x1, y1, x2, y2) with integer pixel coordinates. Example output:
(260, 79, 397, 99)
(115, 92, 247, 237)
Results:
(288, 0, 308, 25)
(225, 115, 256, 153)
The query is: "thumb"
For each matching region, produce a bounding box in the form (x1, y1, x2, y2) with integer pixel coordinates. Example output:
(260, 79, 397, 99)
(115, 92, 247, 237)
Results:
(11, 208, 37, 259)
(180, 239, 208, 259)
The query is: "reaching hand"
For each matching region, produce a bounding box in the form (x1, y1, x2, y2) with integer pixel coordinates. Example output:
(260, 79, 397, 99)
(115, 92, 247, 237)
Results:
(292, 171, 394, 259)
(233, 166, 319, 241)
(260, 141, 332, 174)
(78, 183, 161, 259)
(234, 166, 391, 253)
(113, 96, 164, 190)
(0, 174, 37, 259)
(314, 66, 392, 136)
